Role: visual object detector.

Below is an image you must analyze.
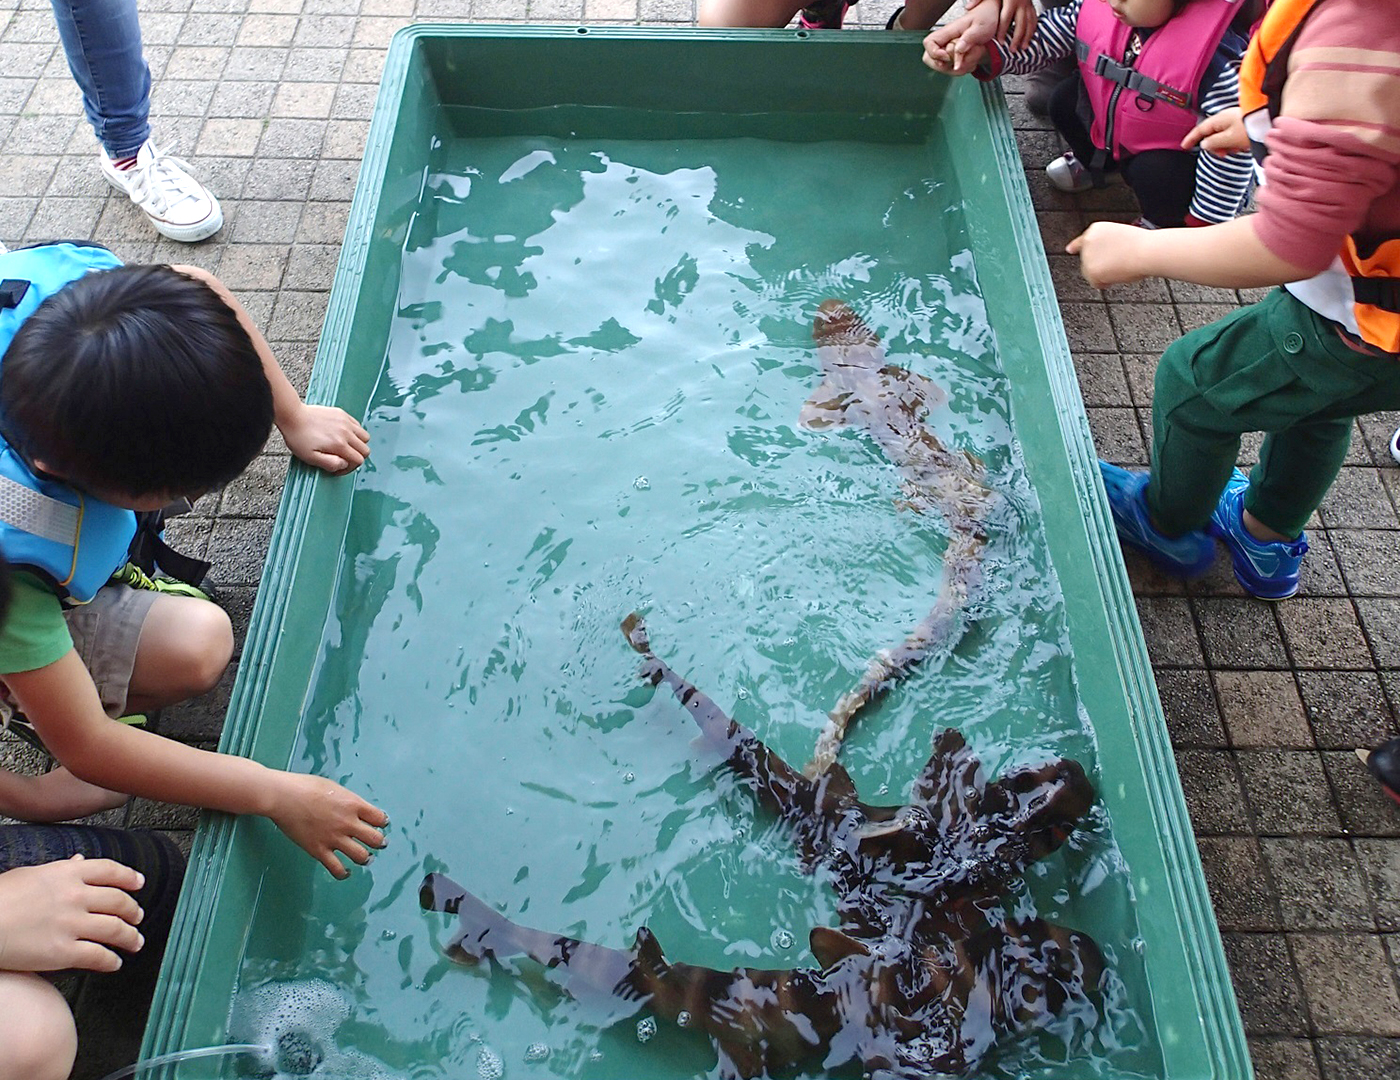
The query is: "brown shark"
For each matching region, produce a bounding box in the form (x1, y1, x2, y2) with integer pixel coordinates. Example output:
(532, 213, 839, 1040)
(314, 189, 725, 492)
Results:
(421, 615, 1102, 1080)
(800, 300, 996, 776)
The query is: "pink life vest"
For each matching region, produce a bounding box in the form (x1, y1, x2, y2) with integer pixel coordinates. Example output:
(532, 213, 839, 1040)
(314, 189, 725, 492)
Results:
(1076, 0, 1243, 160)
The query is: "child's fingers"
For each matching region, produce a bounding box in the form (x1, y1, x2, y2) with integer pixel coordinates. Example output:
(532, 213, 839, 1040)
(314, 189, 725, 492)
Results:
(68, 939, 126, 974)
(339, 838, 373, 867)
(81, 912, 144, 954)
(351, 818, 386, 851)
(1065, 231, 1085, 255)
(84, 886, 144, 926)
(319, 850, 351, 880)
(75, 857, 145, 895)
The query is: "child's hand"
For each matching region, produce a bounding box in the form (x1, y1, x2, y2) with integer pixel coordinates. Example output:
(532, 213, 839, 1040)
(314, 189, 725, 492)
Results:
(266, 772, 389, 880)
(0, 856, 145, 973)
(279, 403, 371, 475)
(996, 0, 1038, 51)
(1182, 107, 1249, 156)
(1066, 222, 1151, 289)
(923, 14, 990, 75)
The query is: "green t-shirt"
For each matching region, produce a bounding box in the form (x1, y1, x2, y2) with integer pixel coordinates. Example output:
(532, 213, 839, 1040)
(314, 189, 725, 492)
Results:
(0, 572, 73, 675)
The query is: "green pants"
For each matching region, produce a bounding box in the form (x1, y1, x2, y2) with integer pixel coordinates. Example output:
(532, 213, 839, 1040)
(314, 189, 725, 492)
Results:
(1148, 287, 1400, 539)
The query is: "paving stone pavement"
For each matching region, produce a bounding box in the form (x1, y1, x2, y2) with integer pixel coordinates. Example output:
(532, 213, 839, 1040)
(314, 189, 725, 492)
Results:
(1, 2, 1398, 1079)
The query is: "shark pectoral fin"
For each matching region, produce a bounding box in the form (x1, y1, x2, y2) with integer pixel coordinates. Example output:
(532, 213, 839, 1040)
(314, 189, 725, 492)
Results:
(809, 926, 872, 970)
(798, 381, 854, 430)
(899, 369, 949, 413)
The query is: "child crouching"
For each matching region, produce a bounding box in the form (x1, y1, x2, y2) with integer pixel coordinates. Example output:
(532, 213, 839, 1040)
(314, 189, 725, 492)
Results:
(926, 0, 1258, 229)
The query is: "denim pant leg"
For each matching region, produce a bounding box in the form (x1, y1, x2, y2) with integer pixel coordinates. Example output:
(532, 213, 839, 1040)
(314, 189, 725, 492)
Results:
(49, 0, 150, 158)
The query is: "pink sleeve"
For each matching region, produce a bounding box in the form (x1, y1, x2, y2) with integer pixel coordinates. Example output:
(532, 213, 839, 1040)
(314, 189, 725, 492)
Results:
(1252, 119, 1399, 274)
(1249, 3, 1400, 274)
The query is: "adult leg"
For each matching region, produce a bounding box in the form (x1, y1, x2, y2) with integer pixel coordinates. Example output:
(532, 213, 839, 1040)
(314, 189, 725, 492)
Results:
(48, 0, 150, 159)
(1120, 149, 1197, 228)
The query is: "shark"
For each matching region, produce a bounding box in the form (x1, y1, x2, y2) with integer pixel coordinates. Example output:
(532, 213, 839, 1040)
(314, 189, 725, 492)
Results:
(798, 300, 998, 777)
(421, 615, 1102, 1080)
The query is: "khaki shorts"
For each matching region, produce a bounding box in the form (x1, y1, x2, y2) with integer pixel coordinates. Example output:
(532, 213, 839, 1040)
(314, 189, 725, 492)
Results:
(64, 584, 158, 718)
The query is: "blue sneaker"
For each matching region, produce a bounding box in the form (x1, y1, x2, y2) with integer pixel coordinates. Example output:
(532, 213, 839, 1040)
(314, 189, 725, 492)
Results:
(1098, 461, 1216, 577)
(1207, 469, 1308, 600)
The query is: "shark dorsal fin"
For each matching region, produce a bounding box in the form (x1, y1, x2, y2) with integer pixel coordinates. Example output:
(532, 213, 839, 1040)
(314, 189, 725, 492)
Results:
(911, 728, 986, 821)
(809, 926, 872, 969)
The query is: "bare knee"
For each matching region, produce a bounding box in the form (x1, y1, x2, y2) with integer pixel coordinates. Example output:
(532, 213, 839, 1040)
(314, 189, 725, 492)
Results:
(0, 972, 78, 1080)
(132, 596, 234, 706)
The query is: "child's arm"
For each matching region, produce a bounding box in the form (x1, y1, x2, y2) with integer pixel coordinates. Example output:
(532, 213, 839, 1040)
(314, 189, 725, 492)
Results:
(1066, 216, 1311, 290)
(0, 856, 145, 973)
(172, 265, 371, 476)
(924, 0, 1072, 78)
(0, 764, 128, 823)
(6, 651, 388, 879)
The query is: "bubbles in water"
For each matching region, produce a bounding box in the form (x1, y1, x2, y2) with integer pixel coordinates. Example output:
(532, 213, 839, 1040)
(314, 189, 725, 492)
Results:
(1132, 938, 1146, 955)
(633, 476, 650, 490)
(622, 771, 636, 784)
(228, 978, 352, 1077)
(636, 1017, 657, 1043)
(677, 1011, 692, 1028)
(477, 1045, 504, 1080)
(736, 686, 749, 699)
(277, 1030, 322, 1075)
(381, 929, 397, 941)
(589, 1050, 605, 1064)
(524, 1043, 551, 1063)
(771, 928, 795, 950)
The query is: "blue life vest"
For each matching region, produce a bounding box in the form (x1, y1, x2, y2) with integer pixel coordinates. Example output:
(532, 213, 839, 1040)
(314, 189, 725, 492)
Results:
(0, 243, 141, 603)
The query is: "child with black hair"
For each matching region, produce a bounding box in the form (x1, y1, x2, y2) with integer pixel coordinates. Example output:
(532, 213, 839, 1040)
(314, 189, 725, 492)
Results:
(0, 242, 386, 882)
(925, 0, 1256, 229)
(0, 553, 187, 1080)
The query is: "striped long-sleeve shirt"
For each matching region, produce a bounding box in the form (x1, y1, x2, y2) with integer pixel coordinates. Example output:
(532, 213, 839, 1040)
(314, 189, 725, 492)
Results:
(975, 0, 1253, 224)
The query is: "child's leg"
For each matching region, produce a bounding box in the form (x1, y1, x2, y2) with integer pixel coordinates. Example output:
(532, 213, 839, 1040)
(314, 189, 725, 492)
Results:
(1248, 418, 1353, 540)
(65, 585, 231, 716)
(698, 0, 807, 26)
(1045, 74, 1101, 166)
(1119, 150, 1196, 228)
(1148, 289, 1400, 537)
(0, 972, 76, 1080)
(127, 593, 232, 712)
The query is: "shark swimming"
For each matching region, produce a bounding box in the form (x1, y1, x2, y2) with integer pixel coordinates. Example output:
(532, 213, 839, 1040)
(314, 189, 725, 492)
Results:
(421, 614, 1102, 1080)
(799, 300, 997, 776)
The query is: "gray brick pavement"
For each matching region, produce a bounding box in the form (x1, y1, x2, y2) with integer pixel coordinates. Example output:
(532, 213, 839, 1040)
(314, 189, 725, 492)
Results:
(0, 2, 1396, 1078)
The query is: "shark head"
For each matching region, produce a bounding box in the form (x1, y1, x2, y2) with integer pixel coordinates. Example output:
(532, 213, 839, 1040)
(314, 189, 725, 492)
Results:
(812, 299, 883, 370)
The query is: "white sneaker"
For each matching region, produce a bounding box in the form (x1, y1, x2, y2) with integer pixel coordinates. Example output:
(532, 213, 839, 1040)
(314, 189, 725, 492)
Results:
(100, 140, 223, 242)
(1045, 152, 1095, 193)
(1389, 425, 1400, 466)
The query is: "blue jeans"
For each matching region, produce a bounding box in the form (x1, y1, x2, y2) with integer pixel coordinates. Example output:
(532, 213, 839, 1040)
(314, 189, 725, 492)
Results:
(49, 0, 150, 158)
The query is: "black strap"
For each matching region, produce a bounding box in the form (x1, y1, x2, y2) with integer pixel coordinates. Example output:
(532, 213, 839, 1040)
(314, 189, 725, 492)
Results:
(1352, 277, 1400, 314)
(0, 279, 30, 310)
(129, 511, 211, 587)
(1092, 54, 1193, 109)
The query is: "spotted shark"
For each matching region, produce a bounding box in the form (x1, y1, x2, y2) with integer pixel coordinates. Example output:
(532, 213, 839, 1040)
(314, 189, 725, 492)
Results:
(421, 615, 1101, 1080)
(800, 300, 996, 776)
